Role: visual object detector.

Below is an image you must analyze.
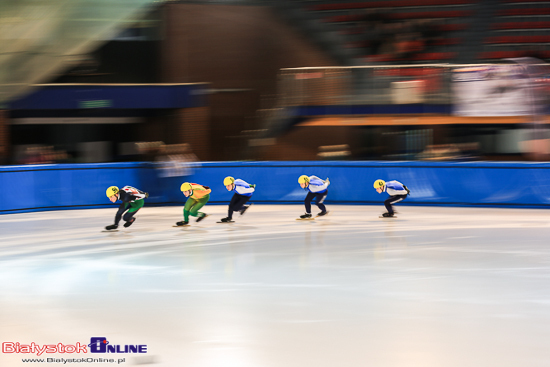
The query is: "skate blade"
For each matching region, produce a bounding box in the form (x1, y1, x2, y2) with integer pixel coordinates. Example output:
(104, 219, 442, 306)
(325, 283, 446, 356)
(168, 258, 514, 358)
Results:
(217, 221, 235, 224)
(241, 203, 253, 215)
(379, 216, 397, 219)
(172, 225, 190, 227)
(196, 214, 209, 222)
(296, 218, 315, 221)
(102, 230, 119, 232)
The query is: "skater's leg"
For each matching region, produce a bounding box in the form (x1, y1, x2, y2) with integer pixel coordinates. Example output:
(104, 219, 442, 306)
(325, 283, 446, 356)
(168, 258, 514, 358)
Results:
(183, 198, 198, 221)
(304, 192, 315, 214)
(315, 192, 328, 213)
(123, 210, 138, 222)
(384, 195, 406, 214)
(227, 194, 240, 220)
(189, 195, 210, 218)
(232, 195, 250, 214)
(113, 203, 130, 226)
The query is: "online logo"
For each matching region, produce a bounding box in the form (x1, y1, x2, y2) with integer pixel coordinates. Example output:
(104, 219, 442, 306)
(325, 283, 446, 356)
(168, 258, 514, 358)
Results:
(2, 337, 147, 356)
(88, 337, 147, 354)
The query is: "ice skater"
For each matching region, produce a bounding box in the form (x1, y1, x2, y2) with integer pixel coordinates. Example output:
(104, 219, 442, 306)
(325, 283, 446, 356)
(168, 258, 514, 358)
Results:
(105, 186, 149, 231)
(219, 176, 255, 223)
(297, 175, 330, 219)
(176, 182, 211, 226)
(374, 179, 410, 217)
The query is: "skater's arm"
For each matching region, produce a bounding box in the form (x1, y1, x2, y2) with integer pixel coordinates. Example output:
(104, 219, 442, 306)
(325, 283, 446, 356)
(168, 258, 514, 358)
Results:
(308, 177, 329, 193)
(385, 181, 408, 195)
(234, 180, 254, 195)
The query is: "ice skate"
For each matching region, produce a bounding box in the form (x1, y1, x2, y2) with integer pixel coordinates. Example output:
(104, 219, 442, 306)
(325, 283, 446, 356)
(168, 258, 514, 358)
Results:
(379, 212, 396, 218)
(240, 203, 252, 216)
(196, 213, 208, 223)
(217, 217, 235, 223)
(316, 211, 329, 217)
(297, 213, 314, 220)
(174, 221, 189, 227)
(123, 218, 136, 228)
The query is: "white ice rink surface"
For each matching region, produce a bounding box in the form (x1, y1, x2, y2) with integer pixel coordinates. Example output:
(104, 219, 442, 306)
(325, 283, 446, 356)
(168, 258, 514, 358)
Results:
(2, 205, 550, 367)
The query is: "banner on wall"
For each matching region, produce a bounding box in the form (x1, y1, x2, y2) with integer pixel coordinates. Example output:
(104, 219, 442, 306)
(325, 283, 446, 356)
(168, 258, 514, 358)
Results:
(452, 65, 532, 116)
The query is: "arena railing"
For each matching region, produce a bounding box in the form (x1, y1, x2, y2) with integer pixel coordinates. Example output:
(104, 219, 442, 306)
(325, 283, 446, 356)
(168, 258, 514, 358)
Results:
(278, 64, 491, 107)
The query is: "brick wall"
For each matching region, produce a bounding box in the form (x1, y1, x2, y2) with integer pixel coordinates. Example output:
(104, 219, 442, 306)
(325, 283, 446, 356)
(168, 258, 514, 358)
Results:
(174, 107, 210, 161)
(161, 3, 338, 160)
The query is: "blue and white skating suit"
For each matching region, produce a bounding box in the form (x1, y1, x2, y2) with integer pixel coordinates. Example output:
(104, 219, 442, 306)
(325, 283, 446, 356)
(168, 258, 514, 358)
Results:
(383, 180, 408, 196)
(306, 176, 329, 194)
(382, 180, 408, 215)
(232, 179, 255, 197)
(303, 176, 329, 214)
(227, 179, 254, 220)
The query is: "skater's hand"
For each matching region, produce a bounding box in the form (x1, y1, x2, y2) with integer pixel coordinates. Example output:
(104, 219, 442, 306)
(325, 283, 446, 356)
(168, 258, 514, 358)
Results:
(145, 192, 149, 198)
(250, 184, 256, 188)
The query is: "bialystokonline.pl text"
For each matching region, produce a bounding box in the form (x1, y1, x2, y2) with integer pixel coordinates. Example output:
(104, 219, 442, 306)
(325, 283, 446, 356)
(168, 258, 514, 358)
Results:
(21, 357, 126, 364)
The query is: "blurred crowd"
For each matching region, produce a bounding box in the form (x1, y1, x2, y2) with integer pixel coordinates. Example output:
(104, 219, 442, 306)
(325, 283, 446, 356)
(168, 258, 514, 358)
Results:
(136, 141, 200, 203)
(351, 9, 447, 62)
(16, 145, 70, 165)
(417, 143, 481, 161)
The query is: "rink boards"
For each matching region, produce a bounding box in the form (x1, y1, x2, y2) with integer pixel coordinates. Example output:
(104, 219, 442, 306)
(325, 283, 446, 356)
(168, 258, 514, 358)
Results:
(2, 161, 550, 214)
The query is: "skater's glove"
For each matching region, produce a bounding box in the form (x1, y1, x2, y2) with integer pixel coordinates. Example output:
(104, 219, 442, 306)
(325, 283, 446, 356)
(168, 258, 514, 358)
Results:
(250, 184, 256, 188)
(403, 185, 410, 195)
(326, 177, 330, 185)
(145, 192, 149, 198)
(105, 224, 118, 230)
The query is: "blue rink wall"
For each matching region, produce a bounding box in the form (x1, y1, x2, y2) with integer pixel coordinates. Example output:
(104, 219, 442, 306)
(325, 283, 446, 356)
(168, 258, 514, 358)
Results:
(2, 161, 550, 214)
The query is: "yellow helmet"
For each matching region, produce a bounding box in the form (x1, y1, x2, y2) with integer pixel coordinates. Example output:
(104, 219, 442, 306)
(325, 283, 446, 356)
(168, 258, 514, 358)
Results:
(373, 179, 386, 189)
(223, 176, 235, 186)
(180, 182, 192, 192)
(298, 175, 310, 184)
(106, 186, 119, 198)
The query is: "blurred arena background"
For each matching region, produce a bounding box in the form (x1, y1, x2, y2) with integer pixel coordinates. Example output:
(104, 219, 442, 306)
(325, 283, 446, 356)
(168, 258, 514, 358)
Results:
(2, 1, 550, 366)
(1, 0, 549, 167)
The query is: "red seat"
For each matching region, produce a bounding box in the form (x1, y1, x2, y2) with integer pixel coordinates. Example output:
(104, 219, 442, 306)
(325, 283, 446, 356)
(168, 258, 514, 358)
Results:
(432, 37, 461, 46)
(499, 8, 550, 16)
(340, 23, 467, 33)
(364, 54, 396, 62)
(412, 52, 456, 61)
(326, 10, 470, 23)
(325, 14, 361, 23)
(492, 21, 550, 30)
(478, 50, 550, 59)
(440, 24, 468, 32)
(392, 10, 473, 20)
(310, 0, 474, 11)
(502, 0, 550, 3)
(482, 51, 523, 59)
(485, 35, 550, 44)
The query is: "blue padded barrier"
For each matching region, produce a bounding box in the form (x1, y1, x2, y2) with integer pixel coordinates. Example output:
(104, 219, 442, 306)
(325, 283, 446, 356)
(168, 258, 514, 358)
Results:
(190, 161, 550, 207)
(0, 163, 153, 214)
(2, 161, 550, 214)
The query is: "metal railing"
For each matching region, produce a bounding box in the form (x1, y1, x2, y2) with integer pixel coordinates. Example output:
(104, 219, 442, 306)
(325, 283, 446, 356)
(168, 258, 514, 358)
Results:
(278, 64, 470, 106)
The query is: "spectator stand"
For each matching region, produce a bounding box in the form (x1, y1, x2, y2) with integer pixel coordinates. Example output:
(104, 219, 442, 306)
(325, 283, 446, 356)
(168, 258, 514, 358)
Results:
(302, 0, 475, 64)
(479, 0, 550, 61)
